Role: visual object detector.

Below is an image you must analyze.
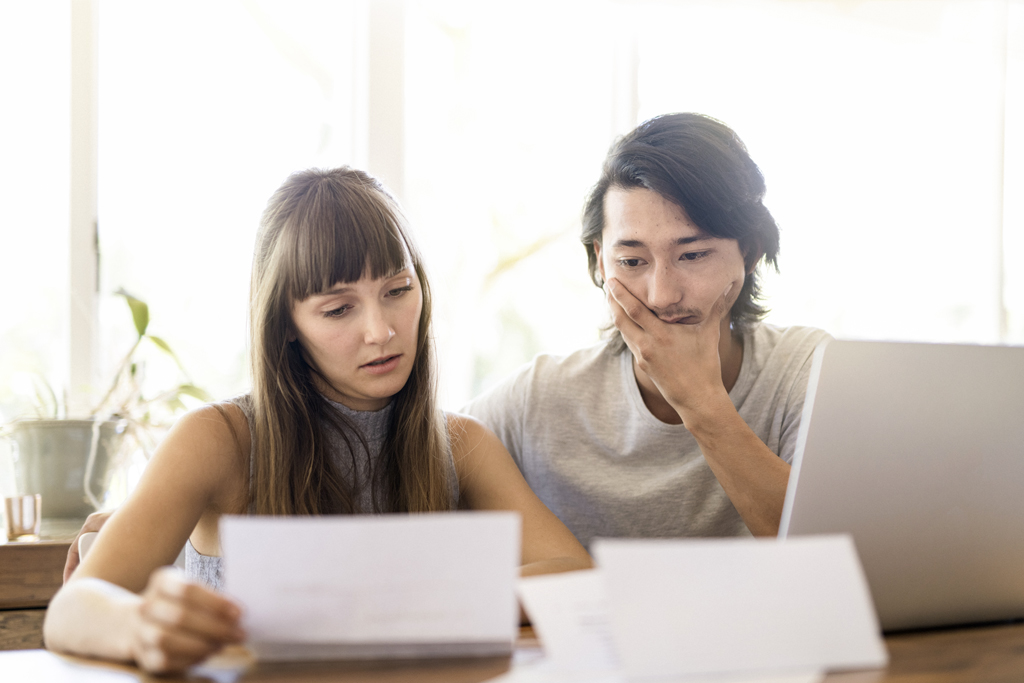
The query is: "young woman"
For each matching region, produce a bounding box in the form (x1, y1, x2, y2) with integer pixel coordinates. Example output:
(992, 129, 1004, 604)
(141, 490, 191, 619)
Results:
(44, 167, 591, 673)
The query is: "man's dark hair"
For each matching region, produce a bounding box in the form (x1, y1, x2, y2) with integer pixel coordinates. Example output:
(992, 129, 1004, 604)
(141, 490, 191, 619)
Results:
(581, 113, 780, 331)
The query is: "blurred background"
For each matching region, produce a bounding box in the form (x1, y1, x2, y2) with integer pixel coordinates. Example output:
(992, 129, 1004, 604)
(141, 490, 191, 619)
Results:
(2, 0, 1022, 424)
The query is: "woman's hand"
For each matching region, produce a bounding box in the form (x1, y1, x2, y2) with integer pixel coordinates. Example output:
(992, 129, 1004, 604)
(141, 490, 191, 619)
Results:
(129, 567, 245, 673)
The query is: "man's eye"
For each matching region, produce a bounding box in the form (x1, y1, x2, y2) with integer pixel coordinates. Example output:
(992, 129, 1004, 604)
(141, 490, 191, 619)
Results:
(388, 285, 414, 298)
(617, 258, 642, 268)
(681, 251, 710, 262)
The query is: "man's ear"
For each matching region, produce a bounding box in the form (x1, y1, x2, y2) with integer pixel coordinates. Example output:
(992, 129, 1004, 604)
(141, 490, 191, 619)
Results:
(593, 240, 606, 284)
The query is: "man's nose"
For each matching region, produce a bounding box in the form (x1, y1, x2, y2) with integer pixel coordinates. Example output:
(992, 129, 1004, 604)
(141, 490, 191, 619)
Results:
(363, 307, 396, 346)
(646, 265, 682, 311)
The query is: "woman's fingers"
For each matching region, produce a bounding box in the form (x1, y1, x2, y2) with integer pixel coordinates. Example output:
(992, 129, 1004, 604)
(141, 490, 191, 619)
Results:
(155, 568, 241, 618)
(133, 568, 244, 673)
(145, 581, 244, 643)
(134, 617, 221, 672)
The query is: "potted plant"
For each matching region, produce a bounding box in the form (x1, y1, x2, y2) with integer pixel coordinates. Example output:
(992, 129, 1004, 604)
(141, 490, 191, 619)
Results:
(1, 290, 209, 519)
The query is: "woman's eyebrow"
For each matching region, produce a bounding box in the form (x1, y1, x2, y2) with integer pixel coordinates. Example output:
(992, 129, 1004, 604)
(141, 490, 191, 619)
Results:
(384, 266, 413, 281)
(311, 284, 353, 298)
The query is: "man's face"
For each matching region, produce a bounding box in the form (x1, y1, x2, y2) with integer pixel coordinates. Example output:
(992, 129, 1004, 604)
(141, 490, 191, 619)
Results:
(594, 187, 748, 326)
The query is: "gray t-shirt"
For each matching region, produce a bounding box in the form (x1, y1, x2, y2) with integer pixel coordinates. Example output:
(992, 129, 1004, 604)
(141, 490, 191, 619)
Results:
(462, 323, 830, 548)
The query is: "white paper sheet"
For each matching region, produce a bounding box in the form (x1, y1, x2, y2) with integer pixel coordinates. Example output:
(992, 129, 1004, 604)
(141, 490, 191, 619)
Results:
(220, 512, 520, 661)
(594, 534, 887, 681)
(513, 569, 823, 683)
(517, 569, 618, 672)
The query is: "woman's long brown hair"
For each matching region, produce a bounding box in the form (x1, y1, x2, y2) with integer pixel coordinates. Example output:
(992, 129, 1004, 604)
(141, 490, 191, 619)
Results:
(247, 167, 454, 515)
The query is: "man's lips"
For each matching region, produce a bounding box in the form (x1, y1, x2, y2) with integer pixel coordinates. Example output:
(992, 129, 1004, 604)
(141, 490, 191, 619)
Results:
(360, 354, 402, 374)
(661, 315, 701, 325)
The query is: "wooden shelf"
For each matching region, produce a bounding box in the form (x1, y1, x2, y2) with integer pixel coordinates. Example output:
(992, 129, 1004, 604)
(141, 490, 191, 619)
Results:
(0, 541, 71, 610)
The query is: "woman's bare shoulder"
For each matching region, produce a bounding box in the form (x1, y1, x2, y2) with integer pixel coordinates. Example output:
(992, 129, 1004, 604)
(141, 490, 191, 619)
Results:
(446, 412, 490, 452)
(188, 400, 251, 451)
(446, 412, 511, 481)
(155, 401, 251, 481)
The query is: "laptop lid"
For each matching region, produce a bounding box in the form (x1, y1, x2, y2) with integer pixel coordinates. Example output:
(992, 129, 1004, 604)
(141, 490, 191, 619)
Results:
(779, 339, 1024, 632)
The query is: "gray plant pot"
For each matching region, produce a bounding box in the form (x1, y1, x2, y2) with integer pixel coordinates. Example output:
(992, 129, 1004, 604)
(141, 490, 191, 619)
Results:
(5, 419, 125, 519)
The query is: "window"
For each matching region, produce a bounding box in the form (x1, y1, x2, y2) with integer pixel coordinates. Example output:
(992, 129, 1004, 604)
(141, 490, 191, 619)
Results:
(636, 0, 1023, 344)
(2, 0, 1021, 428)
(0, 3, 71, 420)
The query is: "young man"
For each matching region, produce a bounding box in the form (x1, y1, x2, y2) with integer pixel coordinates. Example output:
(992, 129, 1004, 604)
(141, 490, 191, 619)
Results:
(462, 113, 829, 547)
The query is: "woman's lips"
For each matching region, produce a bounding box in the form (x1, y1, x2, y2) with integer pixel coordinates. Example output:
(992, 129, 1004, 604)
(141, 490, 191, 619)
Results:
(361, 354, 401, 375)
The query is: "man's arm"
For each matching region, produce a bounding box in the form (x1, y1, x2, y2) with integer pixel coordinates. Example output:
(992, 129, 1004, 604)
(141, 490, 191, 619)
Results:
(605, 278, 789, 536)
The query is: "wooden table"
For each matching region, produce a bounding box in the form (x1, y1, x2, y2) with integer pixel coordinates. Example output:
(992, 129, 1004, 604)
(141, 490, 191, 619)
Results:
(827, 620, 1024, 682)
(0, 519, 79, 650)
(1, 621, 1023, 682)
(3, 527, 1023, 680)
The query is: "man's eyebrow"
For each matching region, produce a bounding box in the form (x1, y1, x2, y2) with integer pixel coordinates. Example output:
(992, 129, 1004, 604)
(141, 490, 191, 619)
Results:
(613, 236, 712, 248)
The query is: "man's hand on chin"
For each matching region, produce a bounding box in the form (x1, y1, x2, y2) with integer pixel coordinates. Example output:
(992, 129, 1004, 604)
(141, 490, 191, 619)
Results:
(604, 278, 735, 422)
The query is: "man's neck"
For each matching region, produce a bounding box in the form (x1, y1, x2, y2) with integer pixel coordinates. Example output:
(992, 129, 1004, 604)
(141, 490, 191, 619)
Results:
(633, 316, 744, 425)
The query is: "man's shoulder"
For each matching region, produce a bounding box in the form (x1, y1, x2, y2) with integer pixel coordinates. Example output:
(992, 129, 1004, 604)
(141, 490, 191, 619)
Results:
(743, 322, 832, 381)
(750, 322, 832, 353)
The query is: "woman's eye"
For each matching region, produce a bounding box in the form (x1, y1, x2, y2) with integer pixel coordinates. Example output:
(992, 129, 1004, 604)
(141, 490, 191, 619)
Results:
(681, 251, 710, 262)
(323, 305, 351, 319)
(617, 258, 643, 268)
(387, 285, 414, 298)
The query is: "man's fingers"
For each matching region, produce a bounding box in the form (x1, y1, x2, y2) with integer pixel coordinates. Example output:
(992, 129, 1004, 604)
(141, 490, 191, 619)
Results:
(604, 284, 632, 331)
(697, 282, 735, 331)
(605, 278, 653, 330)
(63, 511, 112, 583)
(62, 547, 81, 584)
(83, 511, 114, 533)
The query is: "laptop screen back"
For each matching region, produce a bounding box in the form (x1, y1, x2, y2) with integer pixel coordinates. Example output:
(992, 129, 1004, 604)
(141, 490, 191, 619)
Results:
(779, 339, 1024, 632)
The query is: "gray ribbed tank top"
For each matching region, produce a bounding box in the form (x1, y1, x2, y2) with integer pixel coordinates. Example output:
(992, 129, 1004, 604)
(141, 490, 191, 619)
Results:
(185, 395, 458, 591)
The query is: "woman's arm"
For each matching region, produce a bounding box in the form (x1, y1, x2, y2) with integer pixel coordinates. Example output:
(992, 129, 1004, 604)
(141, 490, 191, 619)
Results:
(43, 404, 249, 671)
(449, 414, 592, 577)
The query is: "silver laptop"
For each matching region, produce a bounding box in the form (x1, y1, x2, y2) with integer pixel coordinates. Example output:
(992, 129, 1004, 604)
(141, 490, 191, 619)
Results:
(779, 339, 1024, 632)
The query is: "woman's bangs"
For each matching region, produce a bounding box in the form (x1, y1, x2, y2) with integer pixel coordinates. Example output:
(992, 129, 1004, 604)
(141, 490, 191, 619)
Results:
(283, 181, 409, 302)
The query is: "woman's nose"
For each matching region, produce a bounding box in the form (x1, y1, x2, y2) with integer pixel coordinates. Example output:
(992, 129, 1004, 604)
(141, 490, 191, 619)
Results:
(363, 308, 396, 346)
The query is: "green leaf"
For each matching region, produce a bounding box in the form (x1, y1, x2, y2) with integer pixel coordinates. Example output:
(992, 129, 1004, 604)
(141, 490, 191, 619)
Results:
(146, 335, 188, 375)
(177, 383, 212, 401)
(147, 335, 176, 358)
(115, 288, 149, 337)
